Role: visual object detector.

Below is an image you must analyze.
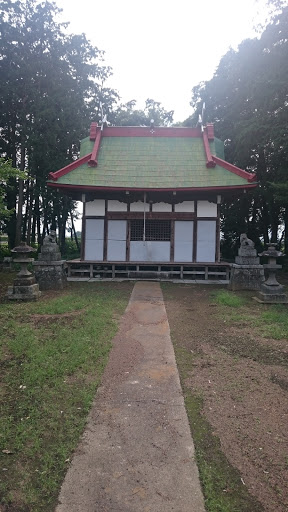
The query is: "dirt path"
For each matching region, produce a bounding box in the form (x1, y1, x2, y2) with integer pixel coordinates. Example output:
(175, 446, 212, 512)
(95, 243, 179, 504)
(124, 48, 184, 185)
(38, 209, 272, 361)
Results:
(163, 284, 288, 512)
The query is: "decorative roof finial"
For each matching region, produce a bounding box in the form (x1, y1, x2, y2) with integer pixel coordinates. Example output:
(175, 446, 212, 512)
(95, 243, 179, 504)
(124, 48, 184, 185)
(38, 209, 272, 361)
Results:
(198, 103, 205, 132)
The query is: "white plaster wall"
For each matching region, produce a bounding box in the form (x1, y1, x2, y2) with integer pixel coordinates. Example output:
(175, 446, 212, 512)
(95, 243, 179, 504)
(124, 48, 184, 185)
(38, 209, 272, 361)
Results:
(196, 220, 216, 262)
(130, 201, 149, 212)
(107, 200, 127, 212)
(197, 200, 217, 217)
(130, 241, 170, 262)
(174, 221, 193, 262)
(85, 199, 105, 216)
(152, 202, 172, 212)
(174, 201, 195, 213)
(107, 220, 127, 261)
(85, 219, 104, 260)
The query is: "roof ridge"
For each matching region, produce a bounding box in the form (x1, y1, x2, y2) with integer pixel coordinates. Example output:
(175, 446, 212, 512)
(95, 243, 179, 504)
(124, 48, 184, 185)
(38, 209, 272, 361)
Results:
(202, 127, 216, 168)
(88, 126, 102, 167)
(49, 153, 92, 181)
(212, 156, 256, 182)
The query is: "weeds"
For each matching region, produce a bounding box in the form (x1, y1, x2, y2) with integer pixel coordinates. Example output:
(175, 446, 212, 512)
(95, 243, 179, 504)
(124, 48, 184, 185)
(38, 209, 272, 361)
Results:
(211, 290, 247, 308)
(212, 291, 288, 341)
(257, 306, 288, 339)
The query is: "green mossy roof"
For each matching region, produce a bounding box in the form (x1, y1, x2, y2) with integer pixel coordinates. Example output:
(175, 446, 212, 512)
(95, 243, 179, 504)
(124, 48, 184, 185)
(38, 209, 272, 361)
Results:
(54, 136, 250, 189)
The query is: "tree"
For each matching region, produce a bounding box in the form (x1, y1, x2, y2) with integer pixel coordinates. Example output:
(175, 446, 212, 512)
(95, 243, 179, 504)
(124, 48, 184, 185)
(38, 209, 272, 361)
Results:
(112, 98, 174, 126)
(0, 158, 26, 232)
(187, 3, 288, 254)
(0, 0, 118, 249)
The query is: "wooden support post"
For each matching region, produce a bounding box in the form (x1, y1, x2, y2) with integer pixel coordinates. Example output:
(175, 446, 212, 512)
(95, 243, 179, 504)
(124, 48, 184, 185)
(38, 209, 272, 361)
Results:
(104, 200, 108, 261)
(170, 220, 174, 262)
(81, 202, 86, 261)
(216, 202, 221, 262)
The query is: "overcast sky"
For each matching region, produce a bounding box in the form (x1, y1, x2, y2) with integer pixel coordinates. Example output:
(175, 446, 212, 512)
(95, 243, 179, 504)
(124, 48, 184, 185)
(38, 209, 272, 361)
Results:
(54, 0, 268, 122)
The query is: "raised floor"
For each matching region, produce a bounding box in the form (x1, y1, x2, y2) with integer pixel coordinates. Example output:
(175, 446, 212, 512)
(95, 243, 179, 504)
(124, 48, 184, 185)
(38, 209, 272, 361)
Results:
(66, 260, 231, 283)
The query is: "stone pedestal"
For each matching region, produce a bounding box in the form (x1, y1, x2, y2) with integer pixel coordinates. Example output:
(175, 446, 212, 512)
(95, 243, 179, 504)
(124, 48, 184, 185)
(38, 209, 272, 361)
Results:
(7, 243, 41, 301)
(229, 264, 265, 291)
(229, 236, 264, 291)
(33, 232, 66, 290)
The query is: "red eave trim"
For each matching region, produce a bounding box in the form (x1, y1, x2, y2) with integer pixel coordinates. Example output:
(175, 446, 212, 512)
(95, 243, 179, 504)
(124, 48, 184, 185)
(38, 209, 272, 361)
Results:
(212, 156, 256, 182)
(101, 126, 202, 138)
(48, 153, 92, 181)
(88, 127, 102, 166)
(47, 183, 257, 192)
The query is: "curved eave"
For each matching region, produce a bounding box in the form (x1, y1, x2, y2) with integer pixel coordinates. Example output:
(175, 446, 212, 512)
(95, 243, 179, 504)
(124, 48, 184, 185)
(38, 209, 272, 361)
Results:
(47, 182, 258, 193)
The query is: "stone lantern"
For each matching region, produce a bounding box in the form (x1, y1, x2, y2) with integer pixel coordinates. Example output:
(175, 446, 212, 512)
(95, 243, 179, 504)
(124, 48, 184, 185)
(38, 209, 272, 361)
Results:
(255, 243, 287, 303)
(7, 242, 41, 301)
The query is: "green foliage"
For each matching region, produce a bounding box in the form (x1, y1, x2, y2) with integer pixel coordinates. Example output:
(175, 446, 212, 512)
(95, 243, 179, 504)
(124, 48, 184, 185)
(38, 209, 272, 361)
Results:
(61, 239, 81, 260)
(0, 158, 26, 230)
(112, 98, 174, 126)
(0, 282, 132, 511)
(0, 243, 10, 261)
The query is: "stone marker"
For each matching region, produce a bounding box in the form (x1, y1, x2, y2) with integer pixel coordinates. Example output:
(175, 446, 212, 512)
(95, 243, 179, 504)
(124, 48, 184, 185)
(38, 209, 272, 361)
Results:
(229, 233, 265, 290)
(254, 243, 288, 303)
(7, 242, 41, 301)
(33, 230, 66, 290)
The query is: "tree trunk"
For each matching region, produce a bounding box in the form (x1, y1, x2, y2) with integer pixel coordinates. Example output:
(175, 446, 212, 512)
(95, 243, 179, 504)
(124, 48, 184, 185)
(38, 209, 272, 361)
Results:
(37, 201, 41, 246)
(15, 145, 26, 245)
(59, 214, 66, 254)
(26, 182, 34, 245)
(284, 207, 288, 254)
(6, 183, 17, 249)
(31, 211, 36, 244)
(22, 179, 30, 242)
(70, 210, 80, 250)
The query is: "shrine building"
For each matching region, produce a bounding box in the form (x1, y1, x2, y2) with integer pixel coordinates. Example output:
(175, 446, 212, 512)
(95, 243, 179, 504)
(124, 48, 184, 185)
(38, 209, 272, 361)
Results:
(47, 122, 256, 280)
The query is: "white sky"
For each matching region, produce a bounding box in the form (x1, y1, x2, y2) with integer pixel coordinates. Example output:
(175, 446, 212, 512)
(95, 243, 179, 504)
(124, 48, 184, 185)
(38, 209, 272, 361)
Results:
(55, 0, 267, 122)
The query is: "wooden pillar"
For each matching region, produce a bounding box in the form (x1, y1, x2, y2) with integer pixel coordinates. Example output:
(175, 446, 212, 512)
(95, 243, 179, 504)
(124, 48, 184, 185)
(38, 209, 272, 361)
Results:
(81, 199, 86, 261)
(103, 200, 108, 261)
(216, 198, 221, 262)
(193, 200, 197, 263)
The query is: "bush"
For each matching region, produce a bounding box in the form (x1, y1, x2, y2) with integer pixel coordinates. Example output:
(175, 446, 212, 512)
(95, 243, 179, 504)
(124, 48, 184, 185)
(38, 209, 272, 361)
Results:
(0, 243, 11, 261)
(62, 239, 81, 260)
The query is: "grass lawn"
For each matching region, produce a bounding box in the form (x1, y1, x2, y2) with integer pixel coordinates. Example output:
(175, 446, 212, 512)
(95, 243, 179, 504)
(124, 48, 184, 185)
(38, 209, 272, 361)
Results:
(0, 276, 133, 512)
